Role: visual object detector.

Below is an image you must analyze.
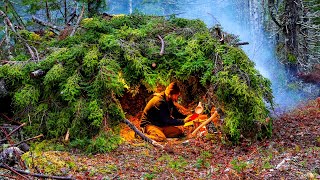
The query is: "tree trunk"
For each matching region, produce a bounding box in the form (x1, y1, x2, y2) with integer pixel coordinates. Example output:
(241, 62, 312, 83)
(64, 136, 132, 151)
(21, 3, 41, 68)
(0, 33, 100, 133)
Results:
(284, 0, 299, 55)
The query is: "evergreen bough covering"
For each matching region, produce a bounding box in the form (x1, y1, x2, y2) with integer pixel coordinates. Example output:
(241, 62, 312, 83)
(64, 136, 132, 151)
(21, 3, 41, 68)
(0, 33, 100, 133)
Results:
(0, 14, 273, 152)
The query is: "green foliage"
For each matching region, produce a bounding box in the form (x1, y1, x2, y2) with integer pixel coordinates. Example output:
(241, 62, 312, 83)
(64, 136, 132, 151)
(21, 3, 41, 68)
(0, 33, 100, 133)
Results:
(0, 64, 25, 87)
(43, 64, 66, 89)
(82, 46, 100, 76)
(18, 30, 42, 42)
(287, 53, 297, 63)
(230, 158, 248, 173)
(158, 155, 188, 172)
(168, 156, 188, 172)
(81, 17, 113, 33)
(46, 109, 72, 138)
(14, 84, 40, 109)
(143, 173, 156, 180)
(0, 14, 274, 150)
(86, 131, 122, 154)
(60, 73, 81, 102)
(88, 100, 103, 128)
(90, 58, 125, 97)
(195, 151, 212, 169)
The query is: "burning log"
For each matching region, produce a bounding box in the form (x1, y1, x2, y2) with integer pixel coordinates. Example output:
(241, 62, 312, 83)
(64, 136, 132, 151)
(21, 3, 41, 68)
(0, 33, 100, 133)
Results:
(190, 108, 222, 136)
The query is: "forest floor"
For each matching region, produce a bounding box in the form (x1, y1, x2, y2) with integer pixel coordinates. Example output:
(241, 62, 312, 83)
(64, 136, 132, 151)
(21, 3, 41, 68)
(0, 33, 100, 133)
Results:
(1, 98, 319, 180)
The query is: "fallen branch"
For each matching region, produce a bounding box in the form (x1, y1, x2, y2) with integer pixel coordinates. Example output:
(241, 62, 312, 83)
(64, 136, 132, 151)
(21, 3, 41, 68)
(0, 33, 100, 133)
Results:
(1, 163, 29, 179)
(122, 119, 164, 149)
(0, 113, 22, 125)
(0, 123, 26, 143)
(0, 164, 75, 180)
(0, 173, 18, 179)
(1, 10, 37, 61)
(13, 134, 44, 147)
(31, 46, 40, 62)
(157, 35, 165, 56)
(32, 16, 63, 31)
(67, 7, 77, 24)
(4, 0, 25, 29)
(70, 5, 85, 37)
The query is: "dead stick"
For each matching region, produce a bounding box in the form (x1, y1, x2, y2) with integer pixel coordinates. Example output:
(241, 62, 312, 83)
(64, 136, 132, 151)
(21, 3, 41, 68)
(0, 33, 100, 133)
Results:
(0, 164, 75, 180)
(0, 113, 22, 125)
(157, 35, 165, 56)
(2, 163, 29, 179)
(1, 10, 36, 60)
(191, 111, 219, 136)
(0, 127, 14, 145)
(32, 16, 63, 31)
(122, 119, 164, 149)
(0, 123, 26, 143)
(70, 5, 85, 37)
(67, 7, 77, 24)
(13, 134, 44, 147)
(0, 173, 19, 179)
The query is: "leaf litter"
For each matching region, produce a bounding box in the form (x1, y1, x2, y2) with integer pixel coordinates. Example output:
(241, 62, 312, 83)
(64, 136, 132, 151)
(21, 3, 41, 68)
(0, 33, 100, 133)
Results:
(6, 98, 319, 179)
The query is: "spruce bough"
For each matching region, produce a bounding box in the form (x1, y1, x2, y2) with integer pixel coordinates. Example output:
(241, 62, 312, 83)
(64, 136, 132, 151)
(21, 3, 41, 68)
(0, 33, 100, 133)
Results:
(0, 14, 273, 152)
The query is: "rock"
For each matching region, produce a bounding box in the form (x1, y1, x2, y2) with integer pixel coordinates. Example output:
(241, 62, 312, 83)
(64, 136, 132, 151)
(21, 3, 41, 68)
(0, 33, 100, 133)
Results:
(0, 147, 24, 166)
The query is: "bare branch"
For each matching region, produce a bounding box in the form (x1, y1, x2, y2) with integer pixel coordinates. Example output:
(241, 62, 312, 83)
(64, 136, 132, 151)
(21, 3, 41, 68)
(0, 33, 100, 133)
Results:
(0, 164, 75, 180)
(32, 16, 63, 31)
(0, 123, 26, 143)
(1, 163, 29, 179)
(70, 5, 85, 37)
(157, 35, 165, 56)
(13, 134, 44, 147)
(1, 10, 37, 60)
(67, 7, 77, 24)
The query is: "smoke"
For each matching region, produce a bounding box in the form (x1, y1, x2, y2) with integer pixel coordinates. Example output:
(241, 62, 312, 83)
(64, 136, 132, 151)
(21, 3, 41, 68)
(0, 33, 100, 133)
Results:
(172, 0, 318, 111)
(106, 0, 318, 111)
